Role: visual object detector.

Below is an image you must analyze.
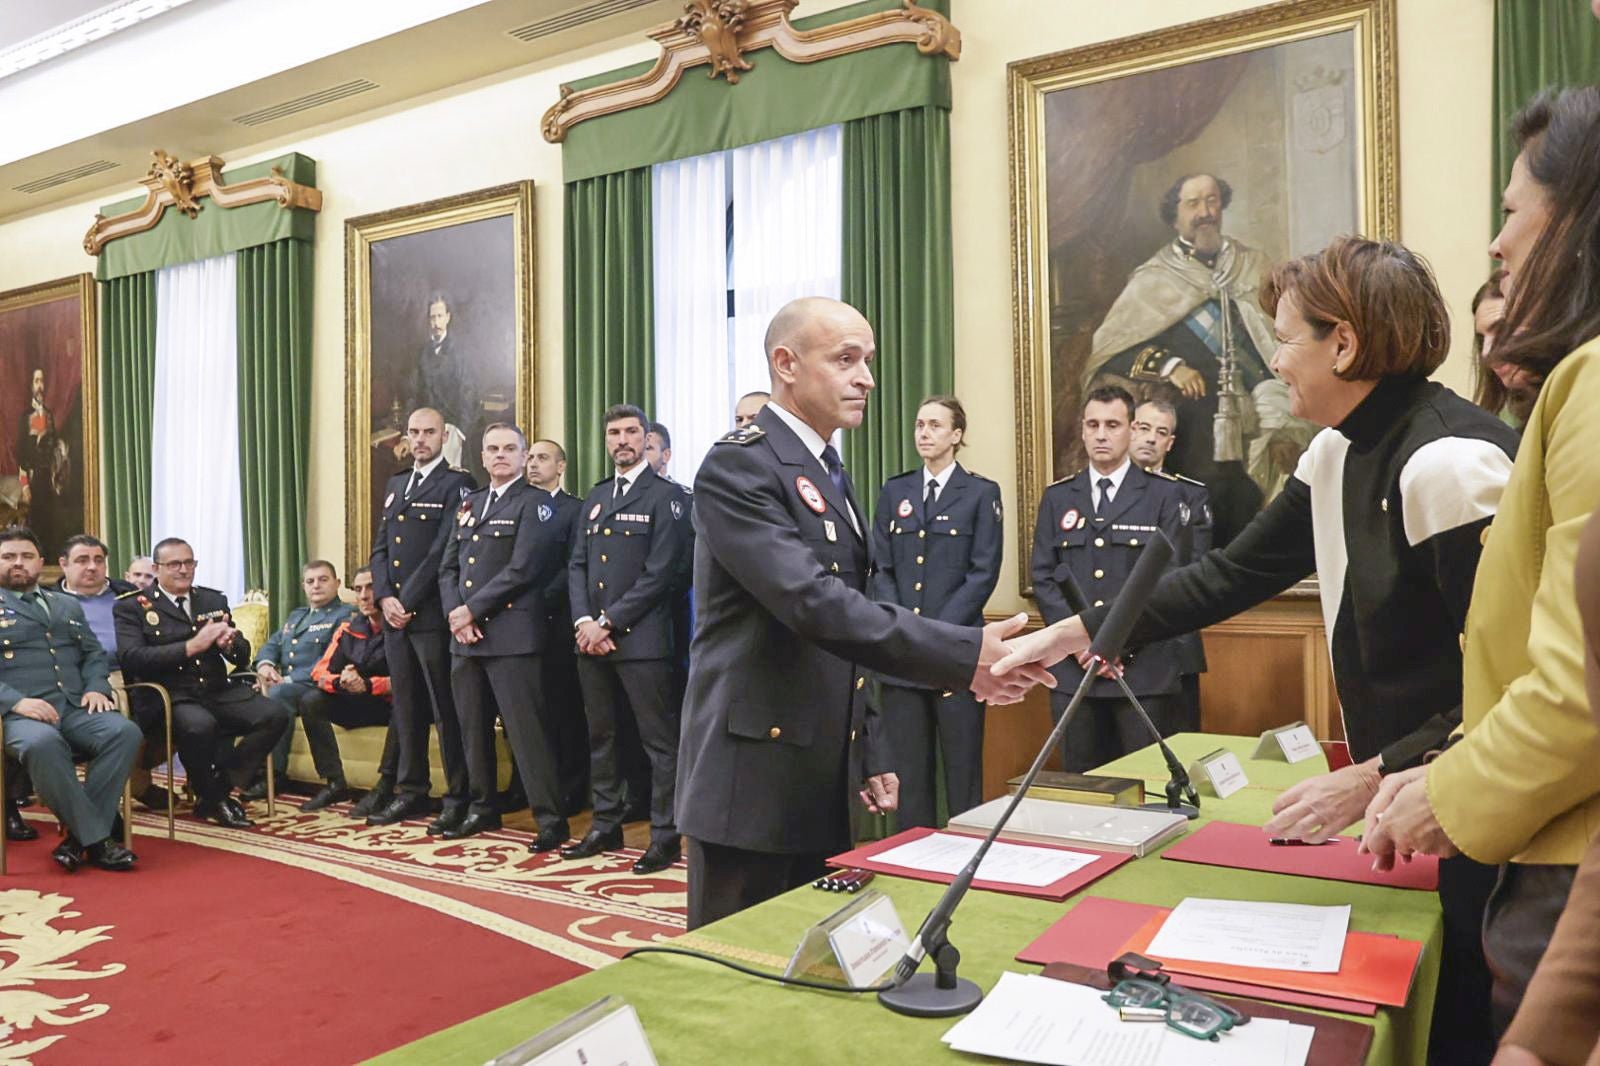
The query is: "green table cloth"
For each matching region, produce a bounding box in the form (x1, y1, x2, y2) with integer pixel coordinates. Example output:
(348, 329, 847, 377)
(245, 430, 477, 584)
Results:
(371, 734, 1441, 1065)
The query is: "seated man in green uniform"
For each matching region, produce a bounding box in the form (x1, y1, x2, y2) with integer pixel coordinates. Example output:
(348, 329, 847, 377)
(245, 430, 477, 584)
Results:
(249, 560, 353, 797)
(0, 526, 141, 872)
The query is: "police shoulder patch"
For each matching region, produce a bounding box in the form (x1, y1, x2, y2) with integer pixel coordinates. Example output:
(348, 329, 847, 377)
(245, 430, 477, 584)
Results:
(717, 425, 766, 446)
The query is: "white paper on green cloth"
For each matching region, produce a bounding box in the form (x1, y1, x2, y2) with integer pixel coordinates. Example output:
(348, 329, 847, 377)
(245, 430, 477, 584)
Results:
(871, 832, 1097, 887)
(1146, 898, 1351, 973)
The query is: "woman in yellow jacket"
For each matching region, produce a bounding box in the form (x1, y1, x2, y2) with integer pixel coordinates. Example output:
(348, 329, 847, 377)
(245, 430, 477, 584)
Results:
(1363, 85, 1600, 1040)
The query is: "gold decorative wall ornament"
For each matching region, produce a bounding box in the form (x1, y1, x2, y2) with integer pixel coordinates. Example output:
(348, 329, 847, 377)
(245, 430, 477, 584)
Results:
(541, 0, 960, 143)
(83, 150, 323, 256)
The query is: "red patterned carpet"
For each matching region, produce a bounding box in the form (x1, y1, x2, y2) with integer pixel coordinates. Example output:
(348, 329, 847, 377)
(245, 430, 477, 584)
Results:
(0, 803, 686, 1064)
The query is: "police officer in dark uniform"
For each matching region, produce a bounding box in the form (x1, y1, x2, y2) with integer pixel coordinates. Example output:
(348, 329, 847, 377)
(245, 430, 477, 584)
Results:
(676, 297, 1050, 929)
(114, 537, 290, 828)
(869, 395, 1002, 828)
(367, 407, 477, 832)
(439, 423, 571, 848)
(527, 439, 588, 816)
(1131, 399, 1211, 732)
(1030, 385, 1187, 771)
(563, 404, 693, 873)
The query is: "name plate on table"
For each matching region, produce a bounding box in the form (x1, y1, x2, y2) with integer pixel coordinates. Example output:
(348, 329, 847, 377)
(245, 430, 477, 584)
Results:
(1188, 748, 1249, 798)
(485, 996, 658, 1066)
(1254, 722, 1322, 764)
(785, 889, 908, 988)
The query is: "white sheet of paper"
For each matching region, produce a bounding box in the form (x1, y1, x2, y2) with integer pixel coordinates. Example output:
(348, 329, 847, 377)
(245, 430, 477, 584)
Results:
(871, 832, 1097, 887)
(1146, 898, 1351, 973)
(940, 973, 1304, 1066)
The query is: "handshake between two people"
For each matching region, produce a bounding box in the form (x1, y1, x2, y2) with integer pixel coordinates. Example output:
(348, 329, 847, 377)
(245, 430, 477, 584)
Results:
(970, 614, 1105, 706)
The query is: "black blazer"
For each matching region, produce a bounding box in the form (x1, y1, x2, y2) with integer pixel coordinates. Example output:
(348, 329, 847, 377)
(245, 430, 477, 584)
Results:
(439, 480, 567, 658)
(114, 585, 253, 696)
(870, 464, 1003, 623)
(1030, 465, 1187, 697)
(675, 405, 981, 855)
(567, 463, 693, 661)
(369, 463, 477, 632)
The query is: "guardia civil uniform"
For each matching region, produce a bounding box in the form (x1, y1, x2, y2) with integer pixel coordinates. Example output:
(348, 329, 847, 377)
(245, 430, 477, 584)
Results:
(257, 600, 355, 778)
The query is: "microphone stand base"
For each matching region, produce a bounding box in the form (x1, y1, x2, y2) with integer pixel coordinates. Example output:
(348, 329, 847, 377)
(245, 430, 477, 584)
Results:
(878, 974, 984, 1017)
(1141, 800, 1200, 820)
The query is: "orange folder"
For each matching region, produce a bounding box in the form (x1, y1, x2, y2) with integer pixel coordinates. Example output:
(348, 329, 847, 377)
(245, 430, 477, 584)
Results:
(1123, 909, 1423, 1008)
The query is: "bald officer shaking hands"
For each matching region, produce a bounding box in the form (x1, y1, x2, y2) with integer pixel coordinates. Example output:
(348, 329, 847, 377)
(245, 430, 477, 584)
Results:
(675, 297, 1055, 928)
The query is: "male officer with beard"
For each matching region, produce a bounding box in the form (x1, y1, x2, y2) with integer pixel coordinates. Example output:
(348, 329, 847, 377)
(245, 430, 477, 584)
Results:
(366, 407, 477, 832)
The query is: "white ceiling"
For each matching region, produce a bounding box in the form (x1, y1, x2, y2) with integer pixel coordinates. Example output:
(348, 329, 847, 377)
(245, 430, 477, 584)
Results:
(0, 0, 124, 52)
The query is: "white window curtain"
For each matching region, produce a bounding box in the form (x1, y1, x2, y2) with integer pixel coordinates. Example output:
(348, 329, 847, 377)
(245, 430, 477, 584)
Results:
(652, 150, 730, 487)
(150, 253, 246, 602)
(651, 124, 842, 487)
(730, 124, 843, 401)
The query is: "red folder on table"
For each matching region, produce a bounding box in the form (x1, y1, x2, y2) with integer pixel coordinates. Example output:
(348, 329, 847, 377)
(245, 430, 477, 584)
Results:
(1016, 896, 1384, 1015)
(826, 826, 1130, 902)
(1162, 820, 1440, 891)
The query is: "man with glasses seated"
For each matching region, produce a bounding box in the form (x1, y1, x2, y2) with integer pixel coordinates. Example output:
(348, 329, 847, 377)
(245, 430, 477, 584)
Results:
(113, 537, 289, 828)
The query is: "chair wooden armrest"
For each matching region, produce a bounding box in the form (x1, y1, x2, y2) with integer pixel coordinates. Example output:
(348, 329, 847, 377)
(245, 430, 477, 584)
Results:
(113, 677, 176, 841)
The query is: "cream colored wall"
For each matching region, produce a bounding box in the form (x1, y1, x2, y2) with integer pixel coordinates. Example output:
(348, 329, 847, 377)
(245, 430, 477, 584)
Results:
(0, 0, 1493, 612)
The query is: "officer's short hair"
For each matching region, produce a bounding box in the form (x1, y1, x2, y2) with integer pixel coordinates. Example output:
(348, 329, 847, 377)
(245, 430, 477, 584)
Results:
(1083, 384, 1136, 421)
(482, 422, 528, 449)
(352, 566, 373, 583)
(531, 439, 566, 462)
(152, 537, 191, 564)
(1136, 398, 1178, 428)
(918, 394, 967, 451)
(60, 533, 108, 561)
(648, 422, 672, 451)
(303, 559, 338, 579)
(738, 390, 770, 404)
(1159, 174, 1233, 228)
(0, 526, 41, 554)
(603, 404, 649, 432)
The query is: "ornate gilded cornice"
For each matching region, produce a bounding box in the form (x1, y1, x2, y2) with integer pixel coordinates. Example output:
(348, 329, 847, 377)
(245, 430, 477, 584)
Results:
(83, 150, 323, 256)
(542, 0, 960, 143)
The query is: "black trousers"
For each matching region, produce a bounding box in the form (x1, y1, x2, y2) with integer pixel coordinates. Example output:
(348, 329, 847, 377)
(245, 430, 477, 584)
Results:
(540, 642, 590, 813)
(1051, 691, 1183, 772)
(384, 625, 468, 810)
(880, 683, 984, 828)
(1425, 854, 1500, 1066)
(686, 837, 829, 930)
(576, 656, 678, 844)
(1482, 861, 1579, 1040)
(147, 685, 290, 802)
(298, 689, 393, 786)
(453, 652, 563, 829)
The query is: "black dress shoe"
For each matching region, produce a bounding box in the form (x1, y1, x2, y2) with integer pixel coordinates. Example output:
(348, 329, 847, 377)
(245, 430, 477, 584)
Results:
(631, 840, 682, 875)
(560, 826, 624, 860)
(300, 784, 351, 812)
(366, 793, 430, 826)
(530, 821, 571, 853)
(136, 784, 175, 811)
(348, 782, 394, 820)
(86, 839, 138, 871)
(426, 806, 468, 837)
(239, 779, 269, 802)
(195, 797, 254, 829)
(5, 801, 38, 841)
(52, 835, 84, 872)
(441, 812, 501, 840)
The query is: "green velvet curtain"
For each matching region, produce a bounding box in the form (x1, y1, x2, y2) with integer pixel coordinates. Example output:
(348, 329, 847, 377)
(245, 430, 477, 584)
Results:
(1491, 0, 1600, 230)
(840, 106, 955, 519)
(563, 170, 655, 496)
(236, 239, 313, 626)
(100, 273, 158, 569)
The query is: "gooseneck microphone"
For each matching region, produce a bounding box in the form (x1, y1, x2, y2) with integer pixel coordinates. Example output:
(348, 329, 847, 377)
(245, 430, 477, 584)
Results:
(1058, 566, 1200, 820)
(879, 532, 1175, 1018)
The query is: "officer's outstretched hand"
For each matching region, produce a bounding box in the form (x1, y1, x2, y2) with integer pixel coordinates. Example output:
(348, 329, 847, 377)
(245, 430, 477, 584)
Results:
(971, 613, 1057, 706)
(991, 615, 1092, 678)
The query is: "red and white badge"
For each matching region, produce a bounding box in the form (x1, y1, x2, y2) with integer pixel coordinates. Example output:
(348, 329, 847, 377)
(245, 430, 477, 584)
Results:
(588, 503, 602, 520)
(896, 498, 913, 518)
(1060, 508, 1080, 531)
(795, 476, 827, 514)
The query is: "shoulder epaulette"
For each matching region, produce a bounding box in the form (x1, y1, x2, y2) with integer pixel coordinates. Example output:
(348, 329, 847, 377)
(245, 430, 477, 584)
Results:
(115, 588, 142, 600)
(889, 468, 920, 482)
(1049, 470, 1077, 486)
(1169, 471, 1205, 487)
(1147, 467, 1179, 481)
(716, 425, 766, 446)
(967, 469, 994, 482)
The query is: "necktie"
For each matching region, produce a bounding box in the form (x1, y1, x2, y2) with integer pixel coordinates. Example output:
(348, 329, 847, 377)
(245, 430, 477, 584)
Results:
(28, 591, 48, 620)
(820, 445, 846, 496)
(1095, 477, 1114, 516)
(482, 488, 500, 520)
(924, 480, 938, 522)
(614, 476, 629, 500)
(176, 595, 191, 620)
(405, 468, 423, 500)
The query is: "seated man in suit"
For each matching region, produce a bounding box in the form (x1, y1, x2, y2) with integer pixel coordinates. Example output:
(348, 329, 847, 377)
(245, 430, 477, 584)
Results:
(300, 566, 398, 814)
(113, 537, 290, 828)
(0, 526, 141, 871)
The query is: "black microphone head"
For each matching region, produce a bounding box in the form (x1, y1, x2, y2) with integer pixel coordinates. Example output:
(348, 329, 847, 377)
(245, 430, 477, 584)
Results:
(1087, 530, 1173, 662)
